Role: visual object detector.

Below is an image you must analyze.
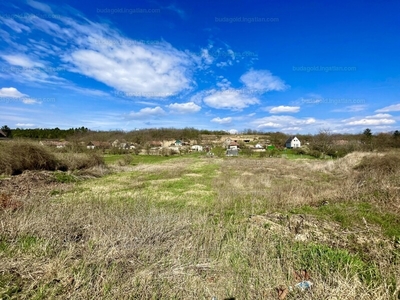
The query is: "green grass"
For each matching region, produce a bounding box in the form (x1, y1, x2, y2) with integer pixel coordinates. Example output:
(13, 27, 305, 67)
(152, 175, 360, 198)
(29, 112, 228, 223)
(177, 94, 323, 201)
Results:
(2, 154, 400, 299)
(103, 154, 183, 165)
(290, 202, 400, 239)
(292, 242, 381, 285)
(0, 235, 53, 258)
(53, 171, 78, 183)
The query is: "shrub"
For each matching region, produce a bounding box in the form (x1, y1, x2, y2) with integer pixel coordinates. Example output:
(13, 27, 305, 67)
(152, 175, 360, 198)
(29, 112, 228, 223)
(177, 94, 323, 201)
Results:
(0, 140, 58, 175)
(109, 147, 129, 155)
(309, 150, 322, 158)
(212, 146, 225, 157)
(117, 154, 134, 166)
(56, 152, 105, 171)
(292, 147, 307, 155)
(354, 153, 400, 176)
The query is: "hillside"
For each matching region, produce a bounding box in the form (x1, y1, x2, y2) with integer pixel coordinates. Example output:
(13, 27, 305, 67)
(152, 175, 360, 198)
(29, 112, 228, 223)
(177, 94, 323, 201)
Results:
(0, 152, 399, 299)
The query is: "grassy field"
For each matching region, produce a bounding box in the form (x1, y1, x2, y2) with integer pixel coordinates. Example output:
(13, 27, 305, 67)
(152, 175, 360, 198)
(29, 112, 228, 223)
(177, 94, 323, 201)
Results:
(1, 152, 400, 299)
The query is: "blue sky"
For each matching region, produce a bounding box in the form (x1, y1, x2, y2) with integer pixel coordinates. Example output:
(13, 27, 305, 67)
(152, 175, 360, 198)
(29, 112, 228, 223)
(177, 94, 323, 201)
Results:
(0, 0, 399, 134)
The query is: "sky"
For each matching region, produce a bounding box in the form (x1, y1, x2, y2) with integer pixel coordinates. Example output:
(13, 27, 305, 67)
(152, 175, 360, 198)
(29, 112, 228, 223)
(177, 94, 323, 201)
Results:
(0, 0, 399, 134)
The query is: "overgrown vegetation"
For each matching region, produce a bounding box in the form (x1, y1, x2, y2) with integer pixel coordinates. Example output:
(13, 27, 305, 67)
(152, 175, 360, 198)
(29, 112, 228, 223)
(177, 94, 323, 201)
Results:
(0, 140, 105, 175)
(0, 151, 399, 299)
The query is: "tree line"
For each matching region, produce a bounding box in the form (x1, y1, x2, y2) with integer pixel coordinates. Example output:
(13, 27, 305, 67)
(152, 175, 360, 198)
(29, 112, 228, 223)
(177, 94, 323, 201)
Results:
(1, 126, 89, 139)
(2, 125, 400, 151)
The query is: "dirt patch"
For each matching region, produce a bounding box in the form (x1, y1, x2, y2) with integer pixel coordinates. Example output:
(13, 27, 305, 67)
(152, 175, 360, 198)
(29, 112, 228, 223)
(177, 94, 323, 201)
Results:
(0, 170, 71, 203)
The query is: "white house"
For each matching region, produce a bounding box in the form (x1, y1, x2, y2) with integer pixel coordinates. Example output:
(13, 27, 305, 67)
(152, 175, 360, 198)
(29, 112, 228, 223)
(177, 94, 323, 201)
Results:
(285, 136, 301, 148)
(191, 145, 203, 151)
(87, 141, 95, 149)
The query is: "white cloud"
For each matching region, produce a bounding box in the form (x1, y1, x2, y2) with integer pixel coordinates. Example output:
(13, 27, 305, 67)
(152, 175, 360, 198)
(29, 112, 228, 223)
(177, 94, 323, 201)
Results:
(203, 89, 259, 110)
(66, 86, 109, 97)
(16, 123, 35, 127)
(0, 18, 31, 33)
(0, 87, 28, 98)
(0, 88, 42, 105)
(211, 117, 232, 124)
(127, 106, 166, 119)
(27, 0, 53, 13)
(332, 105, 367, 112)
(200, 48, 214, 65)
(281, 127, 301, 132)
(216, 61, 232, 67)
(228, 129, 239, 134)
(240, 69, 289, 93)
(216, 78, 231, 89)
(346, 119, 395, 126)
(22, 98, 42, 105)
(375, 103, 400, 113)
(0, 54, 44, 68)
(227, 49, 235, 60)
(253, 115, 316, 129)
(297, 93, 323, 104)
(345, 113, 396, 126)
(64, 41, 194, 98)
(168, 102, 201, 114)
(367, 113, 392, 118)
(0, 12, 200, 97)
(269, 105, 300, 114)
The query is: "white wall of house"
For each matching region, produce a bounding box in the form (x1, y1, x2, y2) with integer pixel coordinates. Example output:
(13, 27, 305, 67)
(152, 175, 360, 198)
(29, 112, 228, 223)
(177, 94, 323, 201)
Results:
(286, 137, 301, 148)
(191, 145, 203, 151)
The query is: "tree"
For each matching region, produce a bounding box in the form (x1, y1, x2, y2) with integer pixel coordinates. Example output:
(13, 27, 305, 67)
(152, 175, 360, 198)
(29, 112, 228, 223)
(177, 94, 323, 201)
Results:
(392, 130, 400, 148)
(362, 128, 373, 150)
(312, 129, 333, 156)
(363, 128, 372, 138)
(1, 125, 12, 138)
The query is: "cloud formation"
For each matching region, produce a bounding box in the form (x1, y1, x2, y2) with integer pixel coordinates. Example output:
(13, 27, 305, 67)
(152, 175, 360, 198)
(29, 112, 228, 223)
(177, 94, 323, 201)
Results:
(269, 105, 300, 114)
(253, 115, 316, 129)
(168, 102, 201, 114)
(0, 87, 28, 98)
(127, 107, 166, 119)
(345, 114, 395, 126)
(203, 89, 259, 110)
(375, 103, 400, 113)
(240, 69, 289, 93)
(211, 117, 232, 124)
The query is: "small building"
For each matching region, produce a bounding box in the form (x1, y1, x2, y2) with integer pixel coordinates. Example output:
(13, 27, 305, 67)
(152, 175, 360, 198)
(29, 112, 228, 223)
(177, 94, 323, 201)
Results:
(285, 136, 301, 148)
(112, 139, 120, 147)
(228, 141, 239, 150)
(226, 148, 238, 156)
(87, 141, 95, 149)
(191, 145, 203, 151)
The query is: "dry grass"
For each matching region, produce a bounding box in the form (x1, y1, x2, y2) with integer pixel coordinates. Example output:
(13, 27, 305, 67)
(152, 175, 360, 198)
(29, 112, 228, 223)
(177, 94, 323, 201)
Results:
(0, 140, 58, 175)
(0, 140, 105, 176)
(0, 153, 399, 299)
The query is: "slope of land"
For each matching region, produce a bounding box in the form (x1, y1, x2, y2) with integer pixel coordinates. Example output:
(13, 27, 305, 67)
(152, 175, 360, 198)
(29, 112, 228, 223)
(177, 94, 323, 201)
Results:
(1, 153, 399, 299)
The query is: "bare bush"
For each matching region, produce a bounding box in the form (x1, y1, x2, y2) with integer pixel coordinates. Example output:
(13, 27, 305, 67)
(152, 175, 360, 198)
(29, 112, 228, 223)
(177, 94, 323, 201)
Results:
(0, 140, 58, 175)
